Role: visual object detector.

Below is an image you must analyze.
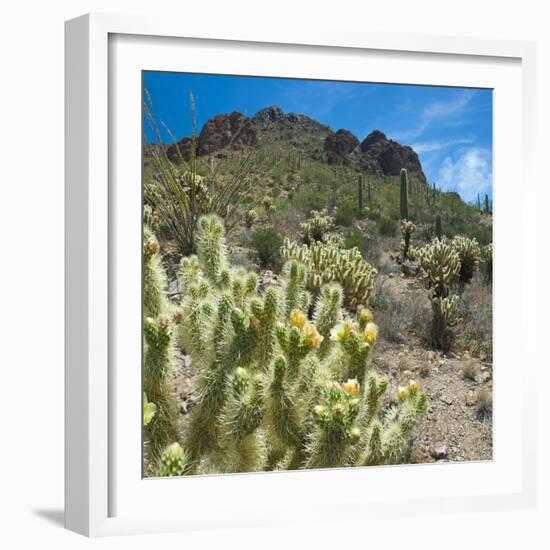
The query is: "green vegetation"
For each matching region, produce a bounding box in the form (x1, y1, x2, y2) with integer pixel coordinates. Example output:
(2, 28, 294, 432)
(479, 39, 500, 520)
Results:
(142, 98, 493, 476)
(143, 216, 428, 475)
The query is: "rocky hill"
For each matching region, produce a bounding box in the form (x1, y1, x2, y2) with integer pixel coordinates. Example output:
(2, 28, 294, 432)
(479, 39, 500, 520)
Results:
(162, 105, 427, 183)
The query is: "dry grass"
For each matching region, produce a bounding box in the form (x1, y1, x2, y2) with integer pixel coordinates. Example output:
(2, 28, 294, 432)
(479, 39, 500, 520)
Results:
(459, 273, 493, 360)
(372, 278, 431, 345)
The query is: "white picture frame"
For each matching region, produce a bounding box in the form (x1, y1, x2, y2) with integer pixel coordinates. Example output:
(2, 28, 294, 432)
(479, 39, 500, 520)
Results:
(65, 12, 537, 537)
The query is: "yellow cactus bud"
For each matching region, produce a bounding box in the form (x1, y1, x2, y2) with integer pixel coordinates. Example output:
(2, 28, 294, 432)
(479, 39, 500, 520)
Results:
(363, 322, 378, 346)
(303, 322, 323, 350)
(158, 314, 170, 330)
(408, 380, 419, 394)
(289, 308, 307, 330)
(342, 379, 360, 398)
(330, 319, 358, 343)
(397, 386, 409, 400)
(359, 307, 374, 323)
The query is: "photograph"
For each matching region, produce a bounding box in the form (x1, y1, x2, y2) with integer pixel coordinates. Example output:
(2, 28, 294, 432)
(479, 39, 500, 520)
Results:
(141, 72, 493, 478)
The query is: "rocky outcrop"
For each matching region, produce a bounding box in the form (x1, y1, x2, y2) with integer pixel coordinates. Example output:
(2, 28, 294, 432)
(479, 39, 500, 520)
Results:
(197, 112, 257, 156)
(324, 129, 360, 165)
(359, 130, 426, 182)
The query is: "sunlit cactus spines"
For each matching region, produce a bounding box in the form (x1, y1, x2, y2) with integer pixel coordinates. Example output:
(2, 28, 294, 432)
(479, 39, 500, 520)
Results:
(281, 260, 310, 316)
(400, 168, 409, 221)
(299, 209, 334, 245)
(156, 442, 187, 477)
(196, 214, 228, 285)
(419, 239, 460, 298)
(143, 315, 181, 461)
(306, 380, 362, 468)
(143, 226, 168, 319)
(452, 235, 481, 285)
(144, 214, 429, 475)
(281, 235, 377, 311)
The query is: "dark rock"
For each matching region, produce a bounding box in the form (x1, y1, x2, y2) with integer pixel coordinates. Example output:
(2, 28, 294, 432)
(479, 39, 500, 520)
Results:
(400, 260, 419, 277)
(430, 444, 448, 460)
(359, 130, 426, 182)
(197, 112, 257, 156)
(324, 129, 360, 164)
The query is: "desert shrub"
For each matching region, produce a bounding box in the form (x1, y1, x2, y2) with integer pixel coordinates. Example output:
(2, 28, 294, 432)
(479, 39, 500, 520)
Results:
(372, 279, 430, 344)
(294, 183, 328, 213)
(335, 196, 357, 226)
(143, 93, 267, 255)
(378, 216, 397, 237)
(249, 226, 283, 269)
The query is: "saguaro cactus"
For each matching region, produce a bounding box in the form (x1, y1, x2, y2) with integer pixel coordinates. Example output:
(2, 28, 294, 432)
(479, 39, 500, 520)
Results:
(484, 194, 490, 214)
(357, 174, 364, 215)
(400, 168, 409, 221)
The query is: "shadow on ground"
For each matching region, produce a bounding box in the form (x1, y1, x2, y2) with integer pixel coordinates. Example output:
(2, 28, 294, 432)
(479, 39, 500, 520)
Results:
(33, 509, 64, 527)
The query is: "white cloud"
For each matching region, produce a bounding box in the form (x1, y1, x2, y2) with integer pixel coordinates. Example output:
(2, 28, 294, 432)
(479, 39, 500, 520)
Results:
(411, 137, 474, 153)
(437, 148, 492, 203)
(390, 90, 476, 142)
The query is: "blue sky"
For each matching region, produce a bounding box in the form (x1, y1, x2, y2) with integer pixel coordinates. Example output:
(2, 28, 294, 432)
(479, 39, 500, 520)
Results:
(143, 72, 493, 203)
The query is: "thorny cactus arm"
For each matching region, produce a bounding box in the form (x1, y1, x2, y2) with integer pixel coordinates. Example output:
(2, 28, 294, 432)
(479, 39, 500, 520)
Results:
(306, 380, 361, 469)
(143, 226, 167, 318)
(313, 284, 343, 356)
(196, 214, 228, 285)
(143, 315, 181, 461)
(223, 368, 265, 473)
(156, 442, 188, 477)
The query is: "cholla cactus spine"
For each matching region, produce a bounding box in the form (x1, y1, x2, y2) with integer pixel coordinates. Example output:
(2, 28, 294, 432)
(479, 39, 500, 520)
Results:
(143, 226, 167, 319)
(143, 315, 181, 461)
(156, 442, 187, 477)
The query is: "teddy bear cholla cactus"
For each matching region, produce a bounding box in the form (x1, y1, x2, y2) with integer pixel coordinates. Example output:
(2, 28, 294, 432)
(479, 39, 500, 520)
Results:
(160, 214, 427, 475)
(418, 239, 461, 351)
(400, 219, 416, 260)
(299, 209, 334, 245)
(281, 233, 377, 312)
(451, 235, 481, 285)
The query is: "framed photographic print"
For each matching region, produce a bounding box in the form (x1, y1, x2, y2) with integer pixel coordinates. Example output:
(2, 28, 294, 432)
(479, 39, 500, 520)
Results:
(65, 13, 537, 536)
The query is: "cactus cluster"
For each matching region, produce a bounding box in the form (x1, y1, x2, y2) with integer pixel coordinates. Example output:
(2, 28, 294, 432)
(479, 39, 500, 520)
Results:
(418, 239, 461, 350)
(145, 214, 428, 476)
(281, 235, 377, 311)
(299, 209, 334, 245)
(482, 243, 493, 283)
(400, 219, 416, 260)
(451, 236, 481, 285)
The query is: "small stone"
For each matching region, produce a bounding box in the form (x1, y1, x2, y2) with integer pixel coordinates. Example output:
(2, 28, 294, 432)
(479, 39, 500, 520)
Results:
(430, 444, 448, 460)
(440, 395, 453, 405)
